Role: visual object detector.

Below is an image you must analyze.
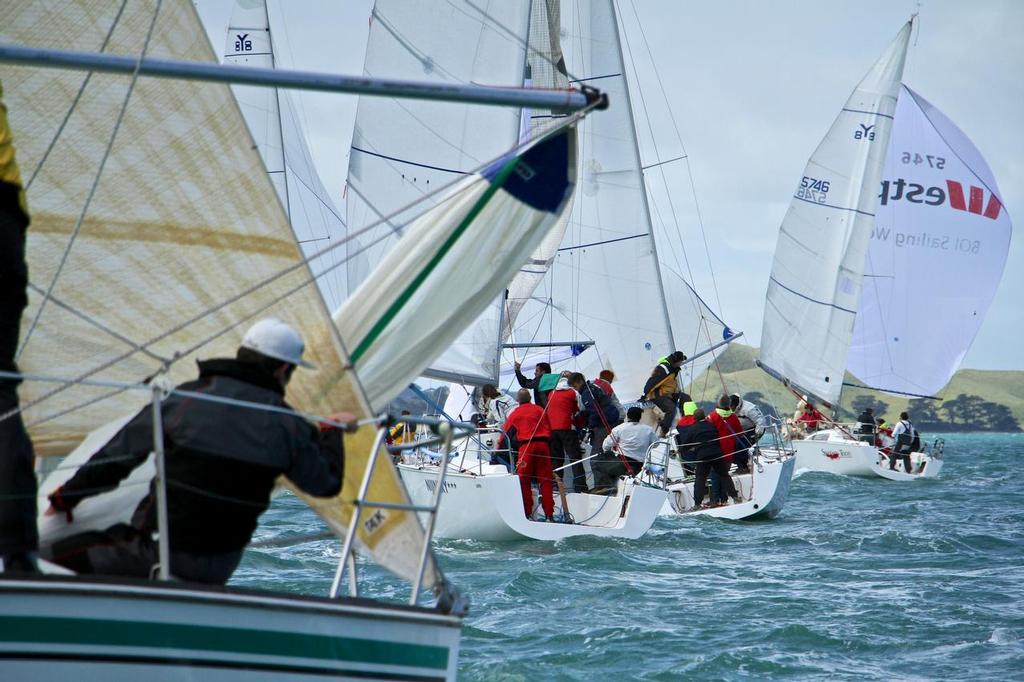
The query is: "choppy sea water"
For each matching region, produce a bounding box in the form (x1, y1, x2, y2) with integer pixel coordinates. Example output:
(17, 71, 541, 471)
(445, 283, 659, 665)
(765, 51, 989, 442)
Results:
(233, 433, 1024, 679)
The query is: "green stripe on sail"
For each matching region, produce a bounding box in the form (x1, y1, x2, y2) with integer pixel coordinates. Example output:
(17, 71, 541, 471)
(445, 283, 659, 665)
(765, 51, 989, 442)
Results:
(0, 615, 449, 670)
(349, 157, 521, 364)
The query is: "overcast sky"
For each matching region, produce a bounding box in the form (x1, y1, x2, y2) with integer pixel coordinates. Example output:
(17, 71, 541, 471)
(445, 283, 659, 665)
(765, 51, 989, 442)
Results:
(197, 0, 1024, 371)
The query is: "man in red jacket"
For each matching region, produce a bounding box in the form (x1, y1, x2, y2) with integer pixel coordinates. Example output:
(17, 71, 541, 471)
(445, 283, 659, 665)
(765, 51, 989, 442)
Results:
(502, 389, 555, 520)
(707, 395, 745, 503)
(547, 374, 585, 493)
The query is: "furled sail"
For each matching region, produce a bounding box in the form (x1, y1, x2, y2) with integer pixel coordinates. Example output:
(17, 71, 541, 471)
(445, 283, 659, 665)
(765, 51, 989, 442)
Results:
(759, 22, 912, 405)
(223, 0, 351, 311)
(344, 0, 531, 387)
(4, 0, 438, 587)
(847, 85, 1012, 396)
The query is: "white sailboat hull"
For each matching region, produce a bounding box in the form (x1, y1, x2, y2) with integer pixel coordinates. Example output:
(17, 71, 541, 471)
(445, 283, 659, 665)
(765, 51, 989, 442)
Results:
(0, 578, 461, 680)
(792, 429, 942, 479)
(659, 450, 796, 520)
(397, 463, 667, 541)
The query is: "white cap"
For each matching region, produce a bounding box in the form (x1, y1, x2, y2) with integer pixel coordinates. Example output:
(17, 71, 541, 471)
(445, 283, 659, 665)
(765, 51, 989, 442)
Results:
(241, 318, 316, 369)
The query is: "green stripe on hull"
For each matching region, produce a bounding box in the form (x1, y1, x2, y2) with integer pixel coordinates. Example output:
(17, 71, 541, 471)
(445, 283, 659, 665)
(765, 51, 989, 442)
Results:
(0, 615, 449, 671)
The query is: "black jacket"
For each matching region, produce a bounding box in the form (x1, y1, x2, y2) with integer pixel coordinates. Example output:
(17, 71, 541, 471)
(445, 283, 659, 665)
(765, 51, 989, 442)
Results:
(514, 367, 549, 408)
(857, 410, 876, 435)
(54, 359, 344, 554)
(680, 420, 723, 462)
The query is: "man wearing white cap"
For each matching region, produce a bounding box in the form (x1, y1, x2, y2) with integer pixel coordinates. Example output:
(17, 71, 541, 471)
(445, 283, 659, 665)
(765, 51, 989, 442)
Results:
(46, 318, 351, 584)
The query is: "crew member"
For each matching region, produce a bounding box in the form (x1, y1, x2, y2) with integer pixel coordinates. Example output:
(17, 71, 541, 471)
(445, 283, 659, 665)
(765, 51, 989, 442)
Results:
(683, 409, 741, 509)
(46, 319, 350, 584)
(502, 389, 554, 520)
(856, 407, 876, 444)
(643, 351, 687, 437)
(514, 361, 553, 408)
(675, 400, 700, 475)
(796, 402, 825, 432)
(547, 374, 584, 493)
(0, 81, 37, 573)
(708, 394, 748, 473)
(592, 406, 656, 492)
(890, 411, 917, 474)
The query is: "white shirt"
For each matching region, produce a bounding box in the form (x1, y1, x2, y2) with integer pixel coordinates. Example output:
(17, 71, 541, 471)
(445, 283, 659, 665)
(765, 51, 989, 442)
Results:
(736, 399, 767, 435)
(603, 420, 657, 462)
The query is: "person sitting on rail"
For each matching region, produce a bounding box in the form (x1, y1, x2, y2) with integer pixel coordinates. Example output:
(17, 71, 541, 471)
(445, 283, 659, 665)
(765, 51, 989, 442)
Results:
(642, 351, 687, 437)
(796, 401, 825, 432)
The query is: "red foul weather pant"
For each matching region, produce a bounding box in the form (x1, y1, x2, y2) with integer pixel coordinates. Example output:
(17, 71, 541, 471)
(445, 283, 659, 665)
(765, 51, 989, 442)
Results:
(517, 440, 555, 519)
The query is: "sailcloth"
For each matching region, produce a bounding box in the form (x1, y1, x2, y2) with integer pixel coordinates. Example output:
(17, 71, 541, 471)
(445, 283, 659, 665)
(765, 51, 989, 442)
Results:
(760, 22, 912, 405)
(847, 85, 1012, 396)
(344, 0, 531, 388)
(223, 0, 351, 311)
(3, 0, 438, 587)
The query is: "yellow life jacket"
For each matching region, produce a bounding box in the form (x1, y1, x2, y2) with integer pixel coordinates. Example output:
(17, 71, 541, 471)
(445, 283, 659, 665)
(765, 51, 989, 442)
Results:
(0, 83, 29, 221)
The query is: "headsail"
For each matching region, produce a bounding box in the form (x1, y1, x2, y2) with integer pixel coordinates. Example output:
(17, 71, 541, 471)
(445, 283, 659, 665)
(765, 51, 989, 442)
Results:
(847, 85, 1012, 397)
(759, 22, 912, 405)
(4, 0, 439, 588)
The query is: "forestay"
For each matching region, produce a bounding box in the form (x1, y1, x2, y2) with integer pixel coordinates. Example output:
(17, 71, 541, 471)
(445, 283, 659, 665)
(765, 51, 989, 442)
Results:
(223, 0, 351, 312)
(760, 22, 912, 405)
(4, 0, 440, 588)
(847, 85, 1012, 397)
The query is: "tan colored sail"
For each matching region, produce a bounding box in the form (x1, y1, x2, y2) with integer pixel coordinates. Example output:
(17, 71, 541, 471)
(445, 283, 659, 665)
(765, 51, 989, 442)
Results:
(3, 0, 437, 586)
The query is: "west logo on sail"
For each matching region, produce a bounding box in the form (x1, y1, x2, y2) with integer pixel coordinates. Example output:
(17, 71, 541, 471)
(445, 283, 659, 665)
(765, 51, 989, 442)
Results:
(878, 178, 1002, 220)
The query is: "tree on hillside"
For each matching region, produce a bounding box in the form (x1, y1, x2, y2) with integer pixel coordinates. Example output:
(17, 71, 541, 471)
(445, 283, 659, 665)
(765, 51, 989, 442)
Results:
(850, 395, 890, 421)
(906, 398, 944, 430)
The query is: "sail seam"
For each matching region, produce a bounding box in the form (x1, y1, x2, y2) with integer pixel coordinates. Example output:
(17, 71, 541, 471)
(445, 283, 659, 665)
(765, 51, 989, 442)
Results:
(790, 194, 876, 216)
(351, 146, 468, 175)
(769, 276, 857, 315)
(841, 107, 895, 120)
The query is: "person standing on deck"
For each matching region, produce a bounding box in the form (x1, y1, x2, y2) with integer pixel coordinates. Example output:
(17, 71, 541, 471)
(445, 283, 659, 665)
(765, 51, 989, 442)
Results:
(514, 361, 552, 408)
(675, 400, 701, 476)
(683, 409, 741, 509)
(856, 407, 876, 444)
(502, 389, 555, 521)
(890, 412, 918, 474)
(45, 319, 351, 585)
(708, 395, 747, 474)
(0, 82, 38, 574)
(643, 351, 687, 437)
(569, 372, 619, 469)
(547, 374, 584, 493)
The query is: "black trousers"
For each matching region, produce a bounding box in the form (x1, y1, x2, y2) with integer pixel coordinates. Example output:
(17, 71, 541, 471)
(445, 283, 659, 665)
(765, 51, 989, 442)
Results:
(51, 524, 243, 585)
(693, 458, 738, 506)
(889, 450, 913, 473)
(0, 194, 36, 559)
(591, 452, 641, 491)
(550, 429, 584, 493)
(652, 395, 677, 436)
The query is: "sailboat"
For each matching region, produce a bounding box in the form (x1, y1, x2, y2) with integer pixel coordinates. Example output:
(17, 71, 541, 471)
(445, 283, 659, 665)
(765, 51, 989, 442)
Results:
(758, 19, 1011, 480)
(339, 0, 792, 537)
(0, 0, 597, 677)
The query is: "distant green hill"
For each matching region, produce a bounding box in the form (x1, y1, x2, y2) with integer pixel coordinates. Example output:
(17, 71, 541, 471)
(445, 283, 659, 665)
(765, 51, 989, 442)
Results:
(685, 343, 1023, 432)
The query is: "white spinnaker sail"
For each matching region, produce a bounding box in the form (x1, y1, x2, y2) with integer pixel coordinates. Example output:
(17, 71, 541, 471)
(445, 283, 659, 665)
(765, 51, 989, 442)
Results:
(336, 128, 577, 408)
(345, 0, 531, 386)
(760, 21, 912, 405)
(848, 85, 1012, 396)
(224, 0, 350, 311)
(5, 0, 439, 587)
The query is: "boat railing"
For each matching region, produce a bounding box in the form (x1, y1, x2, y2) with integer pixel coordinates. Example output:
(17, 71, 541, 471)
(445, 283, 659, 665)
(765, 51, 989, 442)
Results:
(2, 369, 473, 610)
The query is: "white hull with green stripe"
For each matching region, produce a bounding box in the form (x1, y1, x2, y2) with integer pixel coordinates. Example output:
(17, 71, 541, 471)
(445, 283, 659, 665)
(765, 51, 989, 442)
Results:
(0, 578, 461, 681)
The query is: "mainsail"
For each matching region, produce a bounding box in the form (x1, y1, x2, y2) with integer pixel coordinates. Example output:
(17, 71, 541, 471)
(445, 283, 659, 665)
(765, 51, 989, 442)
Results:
(344, 1, 531, 390)
(223, 0, 351, 311)
(847, 85, 1012, 397)
(760, 22, 912, 405)
(2, 0, 437, 588)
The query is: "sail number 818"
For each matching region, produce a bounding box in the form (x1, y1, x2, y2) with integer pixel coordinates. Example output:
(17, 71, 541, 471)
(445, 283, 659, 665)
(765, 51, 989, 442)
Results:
(797, 176, 830, 203)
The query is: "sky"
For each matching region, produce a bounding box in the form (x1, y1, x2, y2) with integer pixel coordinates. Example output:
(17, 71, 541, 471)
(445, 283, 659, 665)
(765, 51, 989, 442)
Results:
(196, 0, 1024, 371)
